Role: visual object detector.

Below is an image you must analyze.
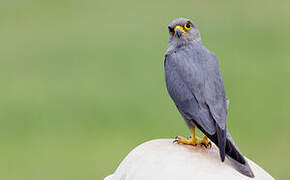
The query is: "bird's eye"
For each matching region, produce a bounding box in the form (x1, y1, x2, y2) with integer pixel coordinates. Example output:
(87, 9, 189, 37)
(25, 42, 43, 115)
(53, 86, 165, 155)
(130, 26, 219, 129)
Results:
(184, 23, 192, 30)
(168, 26, 174, 34)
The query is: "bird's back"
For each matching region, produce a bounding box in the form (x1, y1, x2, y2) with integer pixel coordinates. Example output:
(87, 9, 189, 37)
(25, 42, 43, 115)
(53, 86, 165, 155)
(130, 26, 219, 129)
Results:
(165, 43, 227, 134)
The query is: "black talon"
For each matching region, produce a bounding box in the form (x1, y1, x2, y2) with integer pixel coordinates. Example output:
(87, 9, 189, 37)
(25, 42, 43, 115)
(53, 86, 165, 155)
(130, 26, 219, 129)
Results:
(201, 142, 211, 148)
(173, 136, 179, 143)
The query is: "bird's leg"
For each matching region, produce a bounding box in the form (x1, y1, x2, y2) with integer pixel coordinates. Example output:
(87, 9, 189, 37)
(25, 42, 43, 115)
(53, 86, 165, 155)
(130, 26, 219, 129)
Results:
(174, 127, 211, 148)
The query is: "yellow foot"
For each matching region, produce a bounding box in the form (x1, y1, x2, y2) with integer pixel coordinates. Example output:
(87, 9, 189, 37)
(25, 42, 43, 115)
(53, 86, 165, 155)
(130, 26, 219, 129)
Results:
(174, 136, 211, 148)
(173, 128, 212, 148)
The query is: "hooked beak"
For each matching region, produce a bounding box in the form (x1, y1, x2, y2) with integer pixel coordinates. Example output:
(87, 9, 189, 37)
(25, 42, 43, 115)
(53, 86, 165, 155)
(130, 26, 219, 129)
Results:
(174, 25, 185, 38)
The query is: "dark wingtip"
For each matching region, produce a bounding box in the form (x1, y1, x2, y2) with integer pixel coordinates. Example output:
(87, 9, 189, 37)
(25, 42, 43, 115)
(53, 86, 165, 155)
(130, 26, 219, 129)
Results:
(219, 146, 225, 162)
(215, 124, 226, 162)
(220, 153, 225, 162)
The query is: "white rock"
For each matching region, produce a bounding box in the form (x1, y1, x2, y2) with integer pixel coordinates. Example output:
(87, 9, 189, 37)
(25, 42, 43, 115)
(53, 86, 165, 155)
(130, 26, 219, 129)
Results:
(105, 139, 274, 180)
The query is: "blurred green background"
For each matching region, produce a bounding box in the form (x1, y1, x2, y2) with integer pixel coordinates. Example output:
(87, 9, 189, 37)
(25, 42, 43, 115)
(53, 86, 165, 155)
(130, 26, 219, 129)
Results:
(1, 0, 289, 179)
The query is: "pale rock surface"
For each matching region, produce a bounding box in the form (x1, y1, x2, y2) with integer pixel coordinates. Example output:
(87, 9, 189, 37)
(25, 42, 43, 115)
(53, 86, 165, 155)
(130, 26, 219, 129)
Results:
(105, 139, 274, 180)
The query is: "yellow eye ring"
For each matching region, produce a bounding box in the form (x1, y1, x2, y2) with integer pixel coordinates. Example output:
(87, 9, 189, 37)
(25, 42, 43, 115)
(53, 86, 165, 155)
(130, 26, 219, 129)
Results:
(184, 23, 192, 31)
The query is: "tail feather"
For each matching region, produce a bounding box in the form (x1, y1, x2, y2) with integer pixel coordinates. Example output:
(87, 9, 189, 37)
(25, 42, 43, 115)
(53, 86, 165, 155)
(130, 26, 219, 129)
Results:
(194, 122, 254, 178)
(225, 132, 255, 178)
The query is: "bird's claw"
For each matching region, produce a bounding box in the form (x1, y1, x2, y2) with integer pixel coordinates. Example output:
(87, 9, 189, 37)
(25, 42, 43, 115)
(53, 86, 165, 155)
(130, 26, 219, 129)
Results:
(173, 136, 179, 143)
(201, 141, 212, 148)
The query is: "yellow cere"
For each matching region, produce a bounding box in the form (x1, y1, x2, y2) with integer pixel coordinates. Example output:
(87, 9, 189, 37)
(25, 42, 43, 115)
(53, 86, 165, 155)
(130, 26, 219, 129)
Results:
(174, 25, 186, 37)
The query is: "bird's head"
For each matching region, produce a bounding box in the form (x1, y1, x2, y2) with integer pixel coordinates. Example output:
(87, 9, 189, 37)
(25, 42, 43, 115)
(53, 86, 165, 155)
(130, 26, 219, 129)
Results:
(168, 18, 201, 45)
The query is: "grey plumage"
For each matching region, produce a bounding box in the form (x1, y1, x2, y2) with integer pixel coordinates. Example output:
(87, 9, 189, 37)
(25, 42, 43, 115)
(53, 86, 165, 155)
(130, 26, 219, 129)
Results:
(164, 18, 254, 178)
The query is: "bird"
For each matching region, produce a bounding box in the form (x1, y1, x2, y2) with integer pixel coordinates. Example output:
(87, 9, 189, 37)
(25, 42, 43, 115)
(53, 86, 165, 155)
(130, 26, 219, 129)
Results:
(164, 17, 254, 178)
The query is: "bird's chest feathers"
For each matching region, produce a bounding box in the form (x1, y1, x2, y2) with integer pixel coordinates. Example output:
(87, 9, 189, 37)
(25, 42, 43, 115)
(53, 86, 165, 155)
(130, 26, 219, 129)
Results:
(172, 47, 207, 77)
